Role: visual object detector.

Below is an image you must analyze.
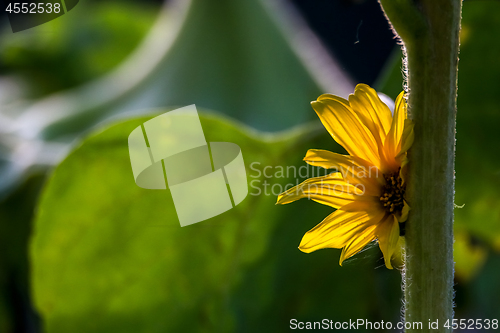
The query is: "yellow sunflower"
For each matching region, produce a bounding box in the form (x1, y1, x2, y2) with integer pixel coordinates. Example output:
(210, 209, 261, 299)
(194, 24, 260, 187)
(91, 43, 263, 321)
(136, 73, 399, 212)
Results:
(277, 84, 414, 269)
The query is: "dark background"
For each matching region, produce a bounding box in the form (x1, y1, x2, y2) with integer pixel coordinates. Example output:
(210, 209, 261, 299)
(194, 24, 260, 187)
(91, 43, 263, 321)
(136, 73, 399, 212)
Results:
(0, 0, 499, 332)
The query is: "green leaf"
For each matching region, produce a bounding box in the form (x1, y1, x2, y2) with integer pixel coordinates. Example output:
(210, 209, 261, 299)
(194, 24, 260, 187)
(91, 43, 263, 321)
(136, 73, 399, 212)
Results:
(32, 111, 401, 332)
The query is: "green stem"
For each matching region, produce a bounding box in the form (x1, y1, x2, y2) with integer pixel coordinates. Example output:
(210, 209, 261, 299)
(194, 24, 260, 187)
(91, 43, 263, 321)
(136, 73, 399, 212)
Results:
(379, 0, 462, 331)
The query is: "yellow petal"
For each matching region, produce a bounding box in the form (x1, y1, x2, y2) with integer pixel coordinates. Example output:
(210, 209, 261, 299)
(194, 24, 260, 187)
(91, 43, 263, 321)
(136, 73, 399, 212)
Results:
(303, 149, 359, 170)
(276, 173, 359, 209)
(339, 197, 385, 217)
(399, 156, 409, 185)
(303, 149, 383, 195)
(396, 119, 415, 158)
(311, 95, 381, 169)
(299, 209, 381, 254)
(339, 224, 378, 265)
(391, 236, 406, 269)
(385, 91, 406, 160)
(397, 200, 411, 222)
(376, 215, 400, 269)
(348, 83, 393, 141)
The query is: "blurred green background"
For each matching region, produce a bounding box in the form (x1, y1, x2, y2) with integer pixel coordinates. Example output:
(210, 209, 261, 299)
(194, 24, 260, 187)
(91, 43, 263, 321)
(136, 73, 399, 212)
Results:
(0, 0, 499, 332)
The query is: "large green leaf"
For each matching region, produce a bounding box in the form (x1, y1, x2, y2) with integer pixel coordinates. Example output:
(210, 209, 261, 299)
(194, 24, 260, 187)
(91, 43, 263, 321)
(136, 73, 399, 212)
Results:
(32, 111, 401, 332)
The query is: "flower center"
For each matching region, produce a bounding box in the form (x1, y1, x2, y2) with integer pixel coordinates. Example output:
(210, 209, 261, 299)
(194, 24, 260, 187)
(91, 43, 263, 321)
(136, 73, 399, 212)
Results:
(379, 169, 405, 214)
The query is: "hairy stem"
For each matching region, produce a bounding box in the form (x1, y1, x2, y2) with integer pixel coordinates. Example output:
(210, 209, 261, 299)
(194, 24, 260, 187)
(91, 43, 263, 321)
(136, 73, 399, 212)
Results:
(379, 0, 462, 331)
